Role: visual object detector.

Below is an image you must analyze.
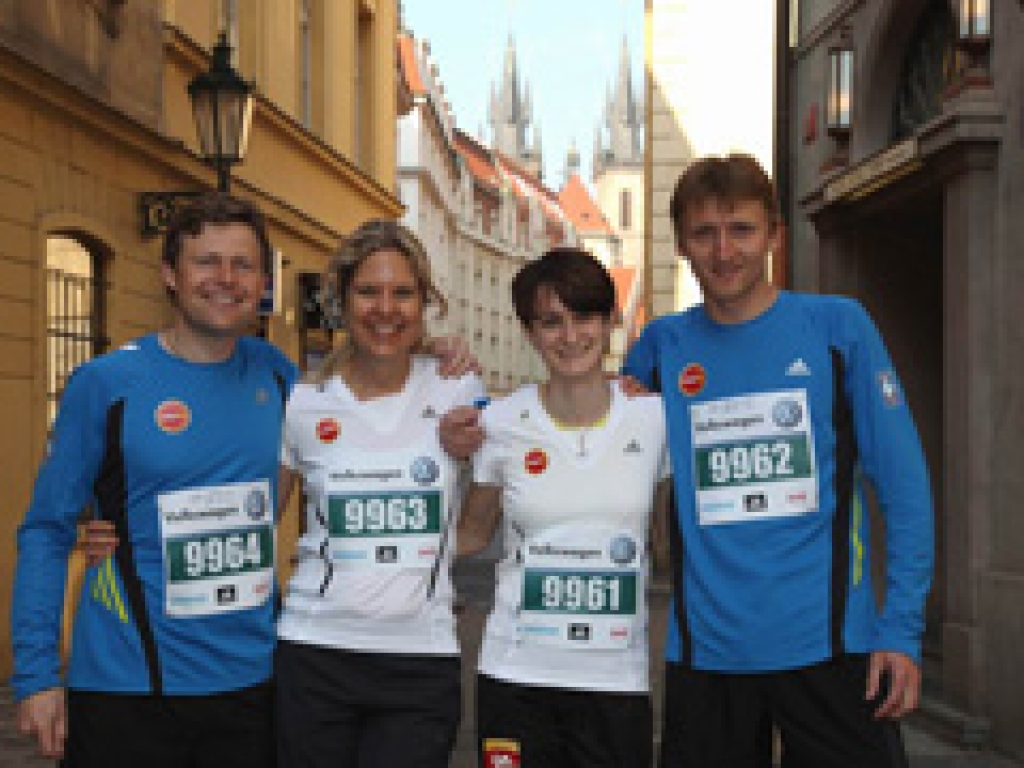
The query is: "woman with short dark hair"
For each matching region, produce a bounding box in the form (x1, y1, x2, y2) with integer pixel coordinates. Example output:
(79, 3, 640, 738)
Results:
(459, 247, 672, 768)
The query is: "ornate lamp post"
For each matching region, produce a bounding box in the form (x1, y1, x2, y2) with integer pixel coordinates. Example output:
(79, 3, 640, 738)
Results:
(187, 32, 254, 193)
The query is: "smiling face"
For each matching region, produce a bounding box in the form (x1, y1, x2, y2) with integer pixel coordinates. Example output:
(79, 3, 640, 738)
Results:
(161, 222, 266, 342)
(342, 248, 425, 361)
(678, 197, 780, 324)
(526, 285, 614, 382)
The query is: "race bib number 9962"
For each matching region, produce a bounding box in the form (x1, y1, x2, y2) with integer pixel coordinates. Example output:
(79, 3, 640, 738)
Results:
(690, 391, 818, 525)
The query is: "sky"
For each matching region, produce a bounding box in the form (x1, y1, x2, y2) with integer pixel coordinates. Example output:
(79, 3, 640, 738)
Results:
(402, 0, 644, 190)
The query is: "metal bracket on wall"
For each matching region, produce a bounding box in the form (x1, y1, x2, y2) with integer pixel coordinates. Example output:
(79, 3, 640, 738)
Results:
(139, 191, 203, 237)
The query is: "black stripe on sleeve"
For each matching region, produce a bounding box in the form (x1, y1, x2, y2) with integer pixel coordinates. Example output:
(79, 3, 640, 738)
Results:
(830, 347, 857, 657)
(94, 399, 163, 695)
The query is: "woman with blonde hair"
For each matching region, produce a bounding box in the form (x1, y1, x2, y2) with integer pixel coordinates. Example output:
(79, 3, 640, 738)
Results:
(274, 219, 485, 767)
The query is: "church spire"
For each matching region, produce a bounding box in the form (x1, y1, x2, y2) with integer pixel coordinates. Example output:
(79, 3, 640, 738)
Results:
(598, 33, 643, 173)
(488, 33, 541, 178)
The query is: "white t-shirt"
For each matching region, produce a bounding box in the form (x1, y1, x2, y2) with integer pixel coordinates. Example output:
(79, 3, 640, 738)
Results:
(278, 356, 485, 656)
(473, 382, 669, 693)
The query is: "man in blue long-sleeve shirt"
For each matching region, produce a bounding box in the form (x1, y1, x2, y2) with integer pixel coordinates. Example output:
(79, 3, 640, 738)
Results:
(12, 194, 296, 766)
(622, 154, 933, 767)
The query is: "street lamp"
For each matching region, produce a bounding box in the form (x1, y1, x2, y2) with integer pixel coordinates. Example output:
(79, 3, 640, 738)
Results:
(952, 0, 993, 84)
(188, 32, 254, 193)
(825, 36, 854, 139)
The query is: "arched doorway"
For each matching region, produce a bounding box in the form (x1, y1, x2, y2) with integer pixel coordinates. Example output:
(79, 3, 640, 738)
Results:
(45, 233, 109, 423)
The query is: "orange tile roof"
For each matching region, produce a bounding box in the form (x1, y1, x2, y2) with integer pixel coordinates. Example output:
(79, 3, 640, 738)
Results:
(493, 151, 566, 225)
(397, 34, 427, 96)
(454, 129, 499, 187)
(453, 133, 571, 234)
(558, 174, 615, 235)
(609, 266, 638, 316)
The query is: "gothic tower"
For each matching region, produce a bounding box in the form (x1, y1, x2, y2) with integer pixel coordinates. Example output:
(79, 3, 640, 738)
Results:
(593, 35, 645, 269)
(488, 36, 543, 179)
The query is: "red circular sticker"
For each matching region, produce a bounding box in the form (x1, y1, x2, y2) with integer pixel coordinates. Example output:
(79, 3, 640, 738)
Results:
(679, 363, 706, 396)
(316, 418, 340, 443)
(524, 449, 548, 475)
(155, 400, 191, 434)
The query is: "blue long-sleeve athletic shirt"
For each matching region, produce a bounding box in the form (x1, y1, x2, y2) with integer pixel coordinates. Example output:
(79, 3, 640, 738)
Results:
(623, 291, 934, 672)
(12, 334, 296, 701)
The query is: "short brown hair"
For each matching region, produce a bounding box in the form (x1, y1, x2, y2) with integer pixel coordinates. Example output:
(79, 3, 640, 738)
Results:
(511, 247, 616, 328)
(669, 154, 779, 244)
(162, 193, 273, 273)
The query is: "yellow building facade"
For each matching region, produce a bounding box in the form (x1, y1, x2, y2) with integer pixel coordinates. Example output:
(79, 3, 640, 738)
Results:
(0, 0, 402, 681)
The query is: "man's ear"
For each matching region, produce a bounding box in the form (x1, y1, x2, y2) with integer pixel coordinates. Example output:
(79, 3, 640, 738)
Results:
(161, 261, 177, 296)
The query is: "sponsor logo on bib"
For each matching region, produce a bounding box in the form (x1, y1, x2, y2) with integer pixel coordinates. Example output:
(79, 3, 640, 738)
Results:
(155, 400, 190, 434)
(524, 449, 548, 475)
(679, 363, 706, 396)
(568, 623, 592, 641)
(609, 535, 638, 565)
(316, 418, 340, 443)
(411, 456, 440, 484)
(245, 489, 267, 521)
(772, 398, 803, 428)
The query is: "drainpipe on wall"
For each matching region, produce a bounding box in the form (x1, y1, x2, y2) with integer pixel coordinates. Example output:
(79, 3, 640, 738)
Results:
(774, 0, 793, 288)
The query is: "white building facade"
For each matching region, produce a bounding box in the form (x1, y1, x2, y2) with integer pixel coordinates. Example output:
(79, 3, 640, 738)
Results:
(398, 34, 574, 392)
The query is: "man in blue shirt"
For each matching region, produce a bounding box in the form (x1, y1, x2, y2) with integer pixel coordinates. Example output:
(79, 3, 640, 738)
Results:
(12, 194, 297, 766)
(622, 154, 933, 767)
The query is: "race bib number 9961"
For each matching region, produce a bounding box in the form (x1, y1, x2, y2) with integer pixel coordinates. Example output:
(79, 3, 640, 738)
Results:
(523, 570, 637, 615)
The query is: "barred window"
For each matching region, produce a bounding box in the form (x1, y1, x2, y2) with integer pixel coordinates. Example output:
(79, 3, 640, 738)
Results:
(46, 235, 108, 423)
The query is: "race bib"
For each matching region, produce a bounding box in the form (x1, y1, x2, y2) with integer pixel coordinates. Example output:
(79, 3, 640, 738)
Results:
(690, 390, 818, 526)
(518, 525, 641, 651)
(324, 452, 446, 570)
(159, 480, 274, 617)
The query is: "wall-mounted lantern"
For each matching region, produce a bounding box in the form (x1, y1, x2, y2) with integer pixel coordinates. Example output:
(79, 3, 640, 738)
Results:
(825, 35, 854, 139)
(140, 32, 255, 236)
(188, 32, 254, 193)
(951, 0, 993, 89)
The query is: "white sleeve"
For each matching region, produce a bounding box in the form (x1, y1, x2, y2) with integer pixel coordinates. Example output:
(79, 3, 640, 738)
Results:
(472, 407, 504, 487)
(280, 403, 299, 470)
(654, 400, 672, 481)
(456, 372, 488, 407)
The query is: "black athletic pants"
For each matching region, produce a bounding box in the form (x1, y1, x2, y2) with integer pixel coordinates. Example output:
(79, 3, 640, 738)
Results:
(275, 639, 461, 768)
(62, 681, 275, 768)
(659, 654, 909, 768)
(476, 673, 653, 768)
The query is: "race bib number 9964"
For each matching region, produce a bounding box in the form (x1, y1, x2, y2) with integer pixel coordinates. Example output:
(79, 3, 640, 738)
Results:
(159, 480, 275, 617)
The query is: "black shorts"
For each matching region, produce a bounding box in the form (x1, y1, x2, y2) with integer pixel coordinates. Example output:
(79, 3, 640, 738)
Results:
(62, 681, 275, 768)
(275, 639, 461, 768)
(659, 654, 909, 768)
(476, 673, 653, 768)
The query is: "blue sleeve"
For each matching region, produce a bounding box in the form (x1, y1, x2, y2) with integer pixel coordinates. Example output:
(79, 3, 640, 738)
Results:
(11, 366, 109, 701)
(262, 340, 299, 394)
(842, 302, 934, 662)
(622, 324, 660, 391)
